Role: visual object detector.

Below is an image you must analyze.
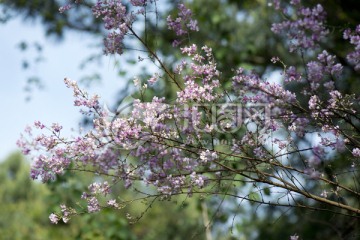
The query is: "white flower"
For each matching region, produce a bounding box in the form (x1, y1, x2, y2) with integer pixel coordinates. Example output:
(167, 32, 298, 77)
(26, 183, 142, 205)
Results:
(199, 150, 218, 163)
(133, 76, 140, 87)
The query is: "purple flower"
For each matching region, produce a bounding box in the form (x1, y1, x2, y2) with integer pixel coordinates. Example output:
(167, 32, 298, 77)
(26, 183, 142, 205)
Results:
(290, 234, 299, 240)
(34, 120, 45, 129)
(304, 168, 321, 179)
(352, 148, 360, 157)
(167, 4, 199, 46)
(92, 0, 137, 55)
(344, 25, 360, 71)
(308, 156, 321, 167)
(290, 0, 300, 5)
(190, 172, 207, 188)
(59, 4, 72, 13)
(49, 213, 59, 224)
(271, 3, 328, 52)
(308, 95, 319, 110)
(107, 199, 119, 208)
(88, 181, 111, 195)
(285, 66, 302, 82)
(307, 61, 323, 90)
(199, 150, 218, 164)
(130, 0, 147, 6)
(87, 197, 100, 213)
(51, 123, 63, 132)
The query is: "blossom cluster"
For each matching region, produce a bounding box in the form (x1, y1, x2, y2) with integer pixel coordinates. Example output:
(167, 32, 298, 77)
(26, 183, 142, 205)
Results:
(49, 204, 76, 224)
(59, 0, 157, 55)
(271, 0, 329, 52)
(19, 47, 225, 219)
(92, 0, 134, 55)
(305, 50, 342, 91)
(176, 45, 220, 103)
(167, 4, 199, 46)
(64, 77, 100, 109)
(344, 25, 360, 70)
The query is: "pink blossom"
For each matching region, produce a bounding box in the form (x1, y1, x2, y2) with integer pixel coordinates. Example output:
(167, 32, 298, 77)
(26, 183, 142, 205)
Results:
(352, 148, 360, 157)
(271, 3, 328, 52)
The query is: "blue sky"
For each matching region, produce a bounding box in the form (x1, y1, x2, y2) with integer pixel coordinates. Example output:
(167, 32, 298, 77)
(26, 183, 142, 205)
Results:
(0, 17, 127, 160)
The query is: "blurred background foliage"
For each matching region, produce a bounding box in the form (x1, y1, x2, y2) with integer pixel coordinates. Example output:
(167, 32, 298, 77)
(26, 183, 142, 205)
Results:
(1, 0, 360, 239)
